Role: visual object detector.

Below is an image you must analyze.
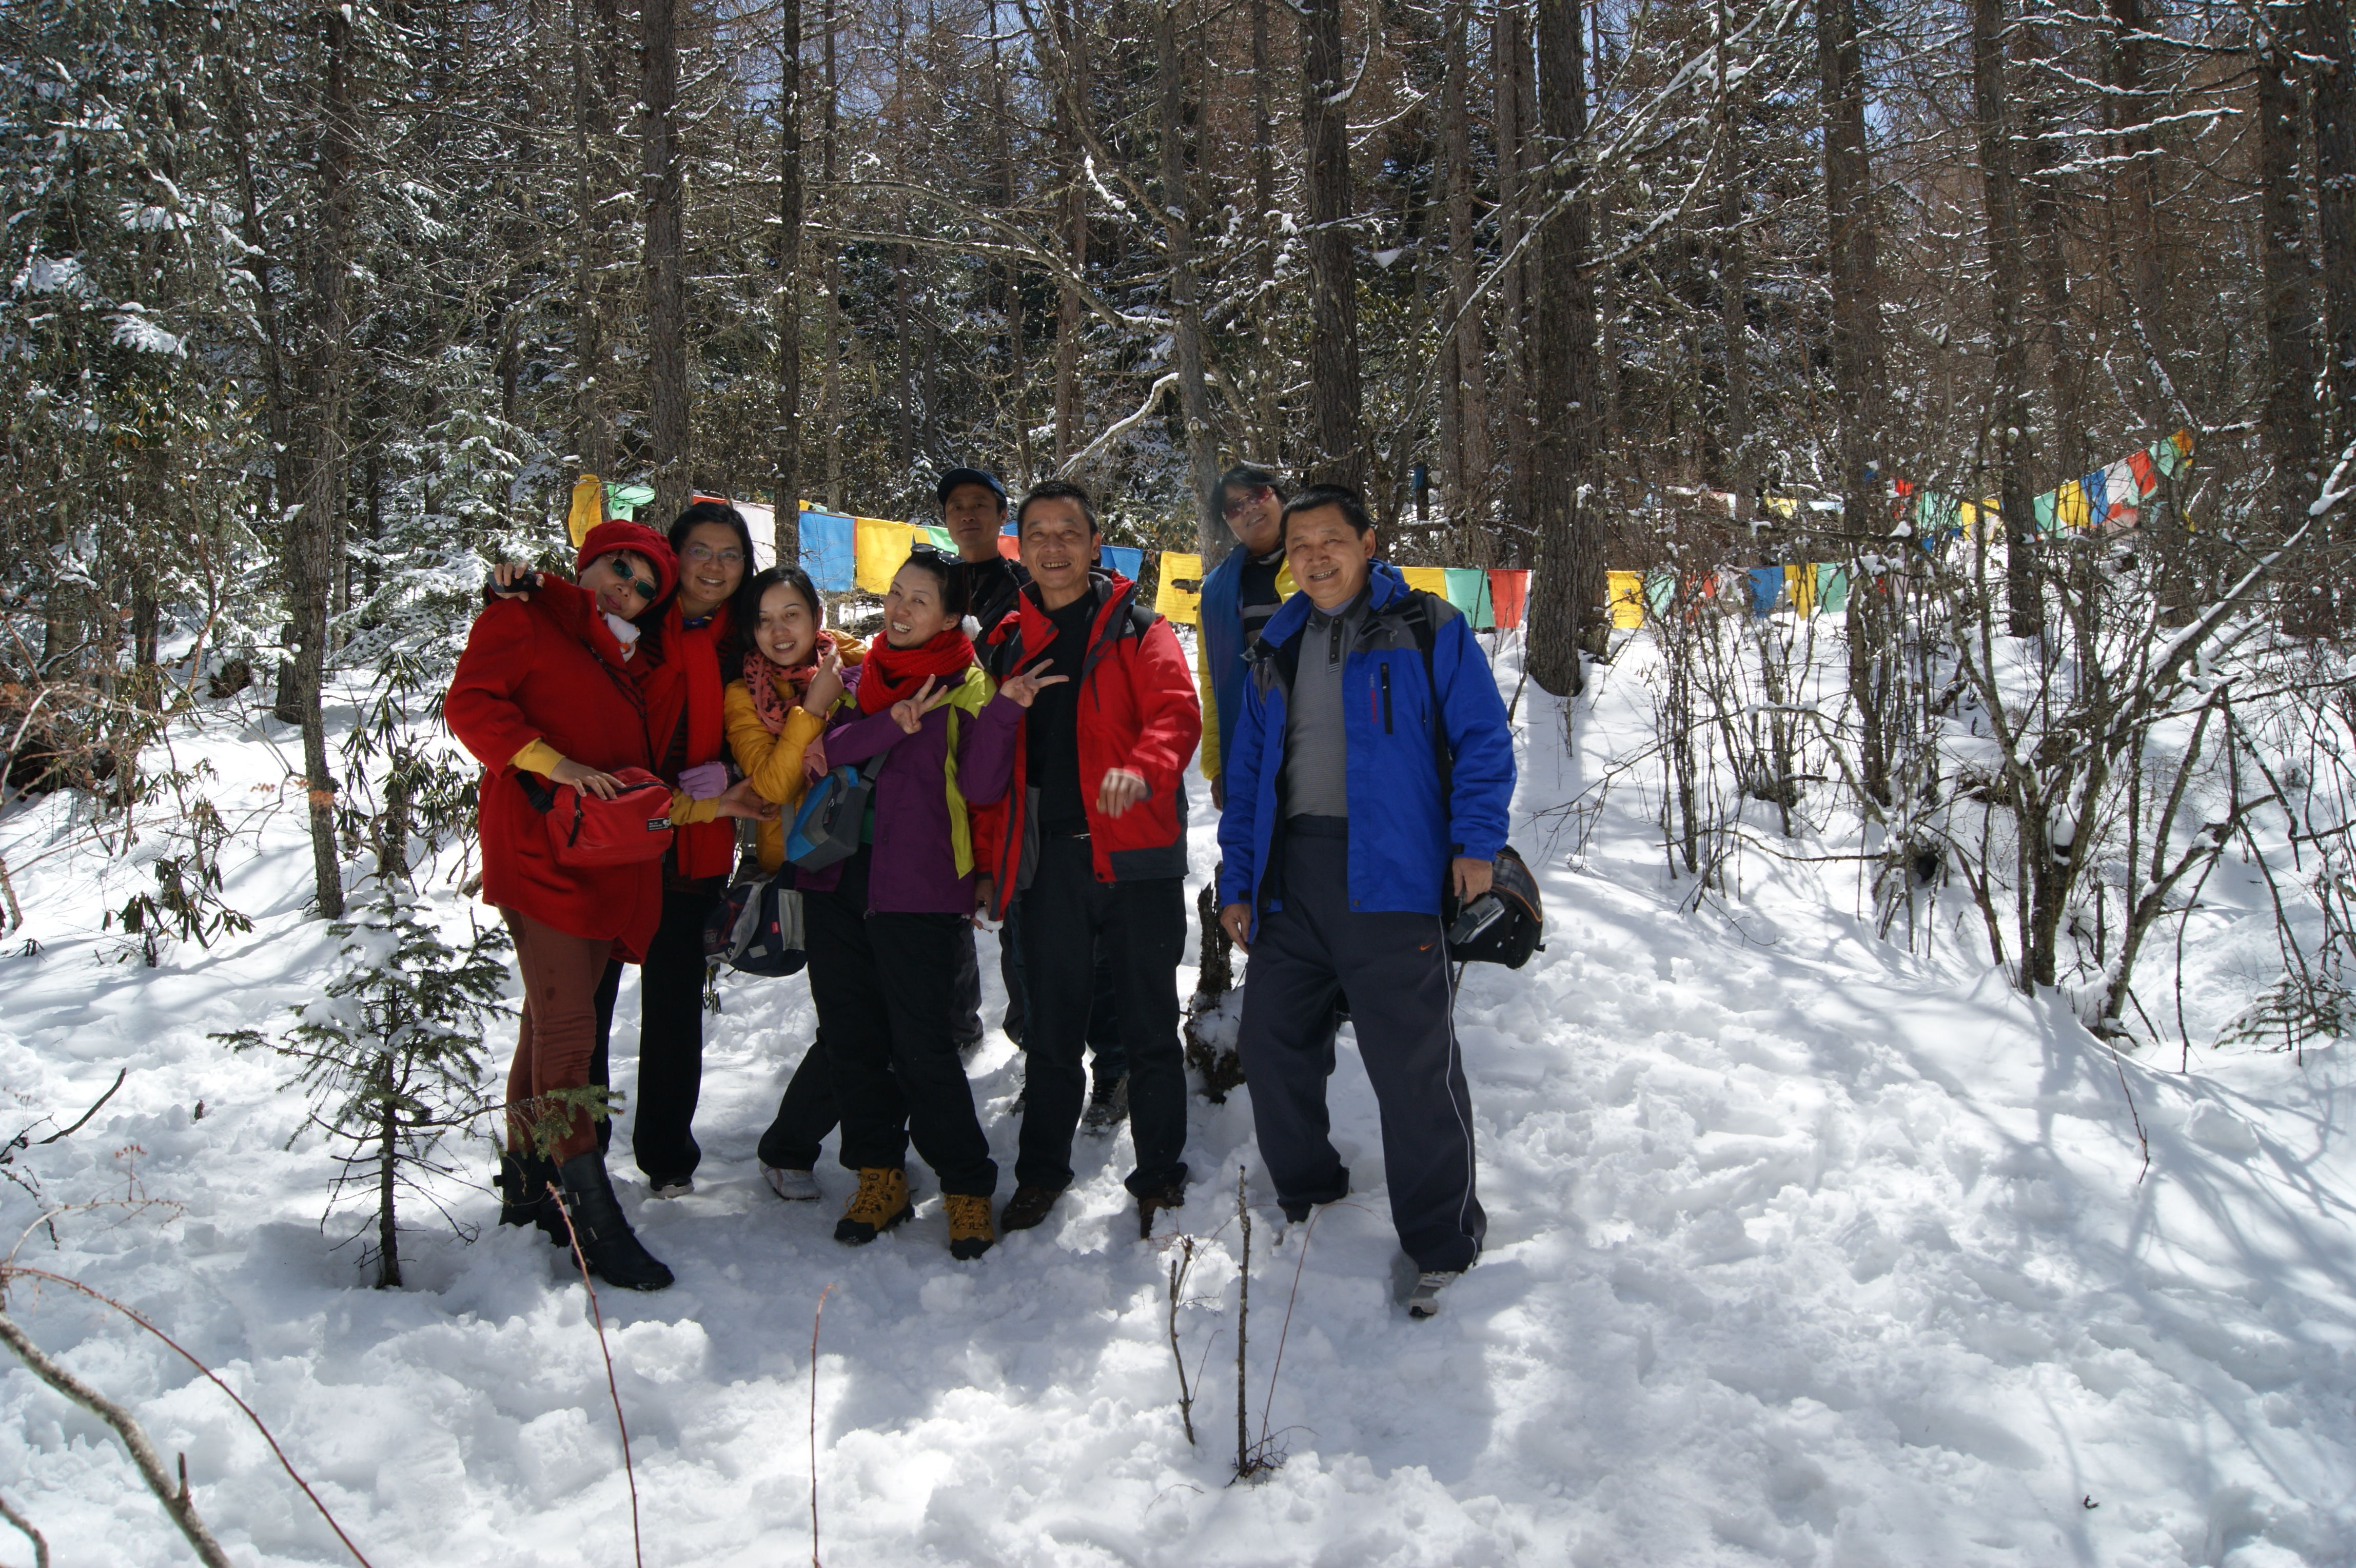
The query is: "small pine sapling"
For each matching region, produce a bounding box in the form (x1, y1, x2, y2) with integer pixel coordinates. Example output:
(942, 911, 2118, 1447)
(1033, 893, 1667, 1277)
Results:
(214, 877, 511, 1287)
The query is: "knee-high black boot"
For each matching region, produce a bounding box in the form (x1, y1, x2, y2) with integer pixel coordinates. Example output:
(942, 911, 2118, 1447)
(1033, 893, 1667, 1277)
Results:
(497, 1149, 570, 1245)
(555, 1152, 675, 1291)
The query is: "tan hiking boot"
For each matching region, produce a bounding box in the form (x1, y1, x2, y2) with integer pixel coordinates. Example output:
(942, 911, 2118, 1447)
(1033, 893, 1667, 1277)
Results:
(945, 1193, 996, 1260)
(834, 1166, 913, 1245)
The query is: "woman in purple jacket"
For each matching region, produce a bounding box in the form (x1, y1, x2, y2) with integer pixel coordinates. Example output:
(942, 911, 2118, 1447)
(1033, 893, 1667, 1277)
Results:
(807, 550, 1061, 1260)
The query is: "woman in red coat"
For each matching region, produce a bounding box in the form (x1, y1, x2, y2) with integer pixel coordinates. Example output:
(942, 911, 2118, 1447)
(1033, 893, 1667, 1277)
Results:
(448, 519, 765, 1291)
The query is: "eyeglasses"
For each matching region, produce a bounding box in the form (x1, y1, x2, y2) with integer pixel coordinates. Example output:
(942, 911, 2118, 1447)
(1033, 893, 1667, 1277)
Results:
(685, 543, 744, 567)
(1222, 487, 1270, 519)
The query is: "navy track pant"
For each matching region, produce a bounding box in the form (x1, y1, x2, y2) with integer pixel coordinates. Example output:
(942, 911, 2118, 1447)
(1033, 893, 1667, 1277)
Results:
(1236, 823, 1484, 1272)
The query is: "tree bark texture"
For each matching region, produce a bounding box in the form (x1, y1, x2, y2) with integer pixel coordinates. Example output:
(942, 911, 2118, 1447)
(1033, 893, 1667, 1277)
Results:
(773, 0, 805, 565)
(1817, 0, 1882, 537)
(1443, 0, 1491, 553)
(2256, 8, 2323, 607)
(1157, 1, 1224, 560)
(642, 0, 692, 524)
(2313, 0, 2355, 457)
(1525, 0, 1602, 698)
(1494, 0, 1534, 565)
(1974, 0, 2043, 638)
(290, 2, 356, 920)
(1299, 0, 1365, 488)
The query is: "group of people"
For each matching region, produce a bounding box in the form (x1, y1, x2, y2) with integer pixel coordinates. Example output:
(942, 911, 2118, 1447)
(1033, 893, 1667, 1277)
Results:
(445, 461, 1516, 1319)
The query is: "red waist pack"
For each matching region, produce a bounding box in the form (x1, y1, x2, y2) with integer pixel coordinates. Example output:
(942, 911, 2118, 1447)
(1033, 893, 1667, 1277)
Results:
(527, 766, 676, 868)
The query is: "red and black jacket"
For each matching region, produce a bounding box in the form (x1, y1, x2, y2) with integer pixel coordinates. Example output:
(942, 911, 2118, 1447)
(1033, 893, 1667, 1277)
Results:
(971, 572, 1203, 917)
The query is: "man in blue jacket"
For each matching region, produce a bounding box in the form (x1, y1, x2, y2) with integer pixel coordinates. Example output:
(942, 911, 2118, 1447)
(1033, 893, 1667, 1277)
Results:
(1215, 484, 1516, 1319)
(1195, 464, 1292, 808)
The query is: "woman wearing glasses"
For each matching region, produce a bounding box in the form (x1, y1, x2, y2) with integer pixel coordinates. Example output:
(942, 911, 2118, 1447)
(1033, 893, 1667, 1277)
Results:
(624, 500, 763, 1199)
(450, 519, 768, 1291)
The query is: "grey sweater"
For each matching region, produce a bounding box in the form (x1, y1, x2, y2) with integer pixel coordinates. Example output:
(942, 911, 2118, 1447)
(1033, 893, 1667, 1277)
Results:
(1282, 590, 1369, 819)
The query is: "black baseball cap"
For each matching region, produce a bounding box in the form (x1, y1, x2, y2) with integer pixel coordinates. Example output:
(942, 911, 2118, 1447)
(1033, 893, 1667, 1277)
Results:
(936, 467, 1009, 508)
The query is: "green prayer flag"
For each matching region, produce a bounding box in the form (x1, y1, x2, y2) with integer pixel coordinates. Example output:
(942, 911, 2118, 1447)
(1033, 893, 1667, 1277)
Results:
(1816, 563, 1850, 615)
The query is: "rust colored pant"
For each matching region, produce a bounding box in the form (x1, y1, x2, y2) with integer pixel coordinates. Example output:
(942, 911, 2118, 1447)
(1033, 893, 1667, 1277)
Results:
(502, 909, 620, 1162)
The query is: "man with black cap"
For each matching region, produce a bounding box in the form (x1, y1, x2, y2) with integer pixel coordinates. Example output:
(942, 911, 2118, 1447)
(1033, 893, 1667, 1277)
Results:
(935, 466, 1125, 1117)
(937, 467, 1027, 635)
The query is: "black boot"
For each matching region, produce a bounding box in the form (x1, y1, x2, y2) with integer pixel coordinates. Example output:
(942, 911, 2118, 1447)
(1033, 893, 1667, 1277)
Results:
(497, 1149, 568, 1245)
(555, 1152, 675, 1291)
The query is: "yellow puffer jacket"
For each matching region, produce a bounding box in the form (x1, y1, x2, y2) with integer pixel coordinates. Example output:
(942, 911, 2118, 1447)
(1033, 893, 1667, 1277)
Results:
(723, 629, 867, 873)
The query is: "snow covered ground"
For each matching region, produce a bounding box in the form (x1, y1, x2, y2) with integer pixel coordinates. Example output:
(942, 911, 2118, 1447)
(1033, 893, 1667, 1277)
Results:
(4, 633, 2354, 1566)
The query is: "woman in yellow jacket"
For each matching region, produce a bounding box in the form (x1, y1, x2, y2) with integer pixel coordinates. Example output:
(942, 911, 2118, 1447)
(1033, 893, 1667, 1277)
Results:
(723, 564, 866, 1201)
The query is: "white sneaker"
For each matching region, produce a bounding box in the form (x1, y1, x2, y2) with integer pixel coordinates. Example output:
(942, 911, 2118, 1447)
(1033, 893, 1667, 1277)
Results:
(763, 1165, 821, 1202)
(1407, 1271, 1461, 1319)
(649, 1178, 694, 1200)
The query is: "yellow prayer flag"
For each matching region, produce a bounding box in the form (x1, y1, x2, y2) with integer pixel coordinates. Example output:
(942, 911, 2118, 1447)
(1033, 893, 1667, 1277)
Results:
(1784, 564, 1816, 617)
(1156, 553, 1204, 624)
(1403, 566, 1451, 598)
(2054, 481, 2091, 530)
(566, 474, 605, 548)
(1607, 570, 1645, 629)
(854, 516, 925, 594)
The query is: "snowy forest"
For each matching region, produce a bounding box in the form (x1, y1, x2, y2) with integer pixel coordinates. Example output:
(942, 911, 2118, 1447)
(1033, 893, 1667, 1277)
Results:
(5, 0, 2356, 1558)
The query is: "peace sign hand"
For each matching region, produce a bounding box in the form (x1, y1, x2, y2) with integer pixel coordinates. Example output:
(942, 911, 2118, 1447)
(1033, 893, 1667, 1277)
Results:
(890, 674, 956, 735)
(996, 655, 1071, 710)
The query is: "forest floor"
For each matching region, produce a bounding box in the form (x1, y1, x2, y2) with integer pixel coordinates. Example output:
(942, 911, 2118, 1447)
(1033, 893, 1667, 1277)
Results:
(2, 632, 2353, 1566)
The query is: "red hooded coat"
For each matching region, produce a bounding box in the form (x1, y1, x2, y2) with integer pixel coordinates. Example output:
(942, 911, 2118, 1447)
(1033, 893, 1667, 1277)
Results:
(446, 585, 664, 962)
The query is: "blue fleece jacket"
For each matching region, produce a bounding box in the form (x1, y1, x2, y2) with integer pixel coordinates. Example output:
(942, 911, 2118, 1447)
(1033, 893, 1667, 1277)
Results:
(1215, 561, 1517, 938)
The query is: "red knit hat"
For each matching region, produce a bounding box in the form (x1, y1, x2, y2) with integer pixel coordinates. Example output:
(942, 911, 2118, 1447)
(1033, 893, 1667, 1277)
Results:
(576, 518, 679, 603)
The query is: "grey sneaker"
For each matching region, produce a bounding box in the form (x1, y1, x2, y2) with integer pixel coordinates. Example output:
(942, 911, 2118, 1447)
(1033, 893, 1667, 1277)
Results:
(762, 1165, 820, 1202)
(1080, 1073, 1130, 1136)
(1407, 1271, 1461, 1319)
(649, 1178, 695, 1200)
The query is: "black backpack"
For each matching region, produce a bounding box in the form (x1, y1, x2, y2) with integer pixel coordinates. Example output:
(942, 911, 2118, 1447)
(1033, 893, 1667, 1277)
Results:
(1403, 592, 1546, 970)
(702, 868, 808, 977)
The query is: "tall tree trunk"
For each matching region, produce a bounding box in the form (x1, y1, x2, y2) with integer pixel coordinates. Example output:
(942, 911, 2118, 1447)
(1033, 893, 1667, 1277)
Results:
(2105, 0, 2169, 420)
(773, 0, 804, 565)
(1524, 0, 1600, 697)
(822, 0, 844, 509)
(570, 3, 615, 491)
(1299, 0, 1364, 487)
(1715, 0, 1752, 519)
(1443, 0, 1491, 549)
(2019, 23, 2084, 480)
(374, 1069, 402, 1289)
(2315, 0, 2355, 458)
(994, 11, 1035, 484)
(1250, 0, 1280, 461)
(1974, 0, 2042, 638)
(2256, 6, 2323, 588)
(1818, 0, 1881, 536)
(1819, 0, 1890, 802)
(291, 2, 357, 921)
(896, 245, 916, 498)
(1054, 0, 1090, 471)
(1495, 0, 1534, 565)
(642, 0, 691, 523)
(1157, 0, 1224, 560)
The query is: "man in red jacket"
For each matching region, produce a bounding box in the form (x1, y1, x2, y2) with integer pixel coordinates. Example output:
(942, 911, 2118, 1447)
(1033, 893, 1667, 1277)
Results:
(975, 481, 1203, 1238)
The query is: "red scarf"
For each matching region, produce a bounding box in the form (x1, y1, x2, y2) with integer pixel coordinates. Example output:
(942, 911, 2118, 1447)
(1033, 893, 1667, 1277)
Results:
(744, 648, 815, 735)
(640, 599, 734, 880)
(859, 625, 976, 714)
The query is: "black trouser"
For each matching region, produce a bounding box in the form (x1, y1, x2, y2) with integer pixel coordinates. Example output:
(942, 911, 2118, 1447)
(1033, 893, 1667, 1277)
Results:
(756, 1036, 838, 1170)
(1236, 821, 1484, 1272)
(626, 887, 719, 1185)
(953, 924, 985, 1048)
(1014, 836, 1188, 1196)
(1002, 900, 1126, 1076)
(809, 846, 997, 1197)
